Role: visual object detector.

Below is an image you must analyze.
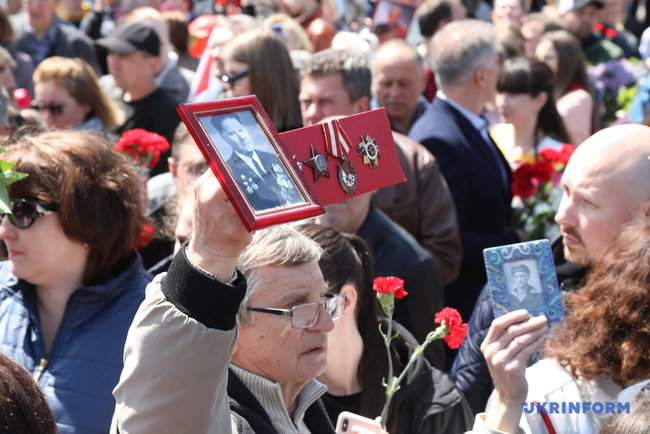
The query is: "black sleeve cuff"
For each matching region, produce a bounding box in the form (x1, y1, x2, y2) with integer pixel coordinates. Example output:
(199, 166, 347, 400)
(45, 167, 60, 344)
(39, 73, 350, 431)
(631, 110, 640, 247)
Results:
(161, 245, 247, 330)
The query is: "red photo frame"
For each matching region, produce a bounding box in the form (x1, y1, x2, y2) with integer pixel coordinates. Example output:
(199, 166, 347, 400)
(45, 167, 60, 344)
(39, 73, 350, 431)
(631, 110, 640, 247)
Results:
(177, 96, 324, 231)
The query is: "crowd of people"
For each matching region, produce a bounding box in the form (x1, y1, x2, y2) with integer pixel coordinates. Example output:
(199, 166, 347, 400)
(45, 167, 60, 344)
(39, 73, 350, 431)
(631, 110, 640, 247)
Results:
(0, 0, 648, 433)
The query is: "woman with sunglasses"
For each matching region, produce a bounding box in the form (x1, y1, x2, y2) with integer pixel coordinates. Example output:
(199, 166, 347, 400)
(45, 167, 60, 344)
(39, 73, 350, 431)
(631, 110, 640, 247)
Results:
(298, 224, 473, 434)
(219, 29, 303, 132)
(0, 130, 150, 434)
(33, 56, 123, 131)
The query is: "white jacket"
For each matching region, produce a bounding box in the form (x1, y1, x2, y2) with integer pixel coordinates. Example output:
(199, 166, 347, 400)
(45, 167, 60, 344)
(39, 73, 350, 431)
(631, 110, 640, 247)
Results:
(483, 359, 622, 434)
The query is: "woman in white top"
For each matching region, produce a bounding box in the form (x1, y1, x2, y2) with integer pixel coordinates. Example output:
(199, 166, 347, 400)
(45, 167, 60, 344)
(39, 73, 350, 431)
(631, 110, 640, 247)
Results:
(493, 57, 571, 168)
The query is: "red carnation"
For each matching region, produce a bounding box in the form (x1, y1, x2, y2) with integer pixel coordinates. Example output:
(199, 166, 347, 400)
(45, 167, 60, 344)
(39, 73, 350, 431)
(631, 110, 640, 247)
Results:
(114, 129, 171, 170)
(133, 221, 155, 250)
(558, 144, 575, 165)
(373, 276, 408, 299)
(511, 163, 537, 199)
(531, 159, 554, 185)
(434, 307, 468, 349)
(540, 144, 574, 166)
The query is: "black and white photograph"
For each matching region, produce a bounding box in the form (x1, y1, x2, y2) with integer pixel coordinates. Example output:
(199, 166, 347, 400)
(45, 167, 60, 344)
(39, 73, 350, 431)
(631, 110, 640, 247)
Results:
(199, 110, 304, 212)
(502, 260, 544, 312)
(484, 239, 564, 323)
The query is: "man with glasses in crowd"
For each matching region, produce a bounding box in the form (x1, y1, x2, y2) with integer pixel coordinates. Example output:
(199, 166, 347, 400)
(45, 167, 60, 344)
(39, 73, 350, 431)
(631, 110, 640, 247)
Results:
(111, 170, 343, 434)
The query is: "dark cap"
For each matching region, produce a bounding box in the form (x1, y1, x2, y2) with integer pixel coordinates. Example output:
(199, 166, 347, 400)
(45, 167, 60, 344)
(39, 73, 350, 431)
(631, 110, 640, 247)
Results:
(97, 22, 161, 56)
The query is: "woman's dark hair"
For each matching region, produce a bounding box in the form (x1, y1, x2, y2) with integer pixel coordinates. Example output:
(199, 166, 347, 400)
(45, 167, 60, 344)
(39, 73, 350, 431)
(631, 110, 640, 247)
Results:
(162, 10, 190, 57)
(538, 30, 590, 97)
(0, 354, 56, 434)
(3, 130, 145, 284)
(545, 217, 650, 386)
(0, 9, 13, 45)
(297, 224, 404, 432)
(497, 56, 571, 144)
(222, 29, 303, 132)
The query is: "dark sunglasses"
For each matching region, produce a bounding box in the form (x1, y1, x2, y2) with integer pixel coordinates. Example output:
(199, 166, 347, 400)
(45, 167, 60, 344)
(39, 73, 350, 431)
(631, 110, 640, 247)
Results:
(31, 103, 65, 116)
(1, 199, 58, 229)
(218, 70, 249, 86)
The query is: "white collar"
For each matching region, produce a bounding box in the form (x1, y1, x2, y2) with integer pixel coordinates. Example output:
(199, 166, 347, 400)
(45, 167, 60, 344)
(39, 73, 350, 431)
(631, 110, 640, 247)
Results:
(436, 90, 487, 132)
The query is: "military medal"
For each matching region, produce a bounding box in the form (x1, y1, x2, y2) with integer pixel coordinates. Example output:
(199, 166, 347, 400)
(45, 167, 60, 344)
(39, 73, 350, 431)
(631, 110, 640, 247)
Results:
(322, 119, 358, 195)
(303, 145, 330, 181)
(337, 159, 357, 195)
(357, 134, 380, 168)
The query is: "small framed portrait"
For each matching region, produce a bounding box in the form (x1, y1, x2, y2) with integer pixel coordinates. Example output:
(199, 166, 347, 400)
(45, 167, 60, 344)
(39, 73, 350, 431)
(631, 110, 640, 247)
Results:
(483, 239, 564, 323)
(373, 0, 416, 42)
(177, 96, 323, 230)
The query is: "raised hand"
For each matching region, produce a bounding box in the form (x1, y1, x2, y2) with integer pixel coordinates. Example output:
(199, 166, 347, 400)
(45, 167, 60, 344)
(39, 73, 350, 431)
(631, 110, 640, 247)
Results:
(186, 170, 253, 282)
(481, 310, 548, 433)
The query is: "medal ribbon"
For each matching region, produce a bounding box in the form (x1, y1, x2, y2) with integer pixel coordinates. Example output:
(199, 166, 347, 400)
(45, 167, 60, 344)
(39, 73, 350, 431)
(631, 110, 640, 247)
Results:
(322, 119, 352, 160)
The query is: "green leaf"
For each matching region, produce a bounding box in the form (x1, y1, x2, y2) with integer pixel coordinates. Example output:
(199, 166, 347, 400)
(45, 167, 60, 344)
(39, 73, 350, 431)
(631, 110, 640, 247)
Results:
(0, 170, 28, 186)
(0, 183, 11, 214)
(0, 160, 15, 172)
(0, 157, 29, 215)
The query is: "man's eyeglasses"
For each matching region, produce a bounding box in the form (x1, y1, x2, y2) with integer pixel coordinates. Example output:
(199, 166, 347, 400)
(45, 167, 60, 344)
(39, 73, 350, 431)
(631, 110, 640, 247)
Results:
(30, 103, 65, 116)
(247, 293, 345, 329)
(218, 70, 249, 86)
(1, 199, 58, 229)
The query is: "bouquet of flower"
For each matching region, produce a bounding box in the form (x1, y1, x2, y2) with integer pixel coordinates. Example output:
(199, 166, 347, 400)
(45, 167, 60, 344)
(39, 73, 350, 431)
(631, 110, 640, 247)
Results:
(114, 129, 171, 173)
(511, 144, 575, 240)
(373, 276, 468, 428)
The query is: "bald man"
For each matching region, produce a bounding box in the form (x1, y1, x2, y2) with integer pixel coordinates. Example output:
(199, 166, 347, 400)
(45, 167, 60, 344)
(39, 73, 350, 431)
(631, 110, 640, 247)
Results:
(452, 124, 650, 413)
(556, 124, 650, 266)
(372, 40, 428, 134)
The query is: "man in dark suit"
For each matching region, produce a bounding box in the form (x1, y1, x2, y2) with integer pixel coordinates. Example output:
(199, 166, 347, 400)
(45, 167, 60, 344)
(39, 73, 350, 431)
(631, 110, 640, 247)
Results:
(212, 114, 302, 212)
(409, 19, 520, 321)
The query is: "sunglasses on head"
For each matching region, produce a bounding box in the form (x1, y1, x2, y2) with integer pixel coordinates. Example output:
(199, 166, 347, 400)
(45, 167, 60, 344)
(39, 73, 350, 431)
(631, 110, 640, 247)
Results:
(218, 70, 249, 86)
(1, 199, 58, 229)
(31, 103, 65, 116)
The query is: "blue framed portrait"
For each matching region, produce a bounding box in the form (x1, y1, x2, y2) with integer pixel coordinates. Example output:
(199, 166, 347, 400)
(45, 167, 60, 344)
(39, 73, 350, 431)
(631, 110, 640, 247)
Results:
(483, 239, 564, 323)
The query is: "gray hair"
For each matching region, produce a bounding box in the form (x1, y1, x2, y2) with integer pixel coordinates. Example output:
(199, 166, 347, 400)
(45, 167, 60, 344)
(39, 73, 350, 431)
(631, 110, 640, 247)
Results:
(301, 48, 371, 102)
(236, 225, 323, 324)
(430, 19, 497, 88)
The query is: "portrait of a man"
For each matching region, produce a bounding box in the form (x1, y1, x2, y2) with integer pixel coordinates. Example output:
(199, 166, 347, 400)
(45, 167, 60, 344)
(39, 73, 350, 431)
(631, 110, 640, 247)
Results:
(506, 263, 544, 311)
(208, 113, 304, 212)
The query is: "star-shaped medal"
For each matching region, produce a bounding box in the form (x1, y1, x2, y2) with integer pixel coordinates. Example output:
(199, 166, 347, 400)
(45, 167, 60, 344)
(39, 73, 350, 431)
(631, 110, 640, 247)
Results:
(357, 134, 380, 168)
(303, 145, 330, 182)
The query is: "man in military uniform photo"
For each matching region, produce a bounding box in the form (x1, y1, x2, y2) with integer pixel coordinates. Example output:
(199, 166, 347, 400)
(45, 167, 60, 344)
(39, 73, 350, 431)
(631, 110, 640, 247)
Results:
(211, 114, 303, 211)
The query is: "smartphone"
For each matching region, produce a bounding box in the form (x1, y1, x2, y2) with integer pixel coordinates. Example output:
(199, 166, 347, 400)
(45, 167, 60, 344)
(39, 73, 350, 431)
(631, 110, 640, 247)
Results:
(335, 411, 384, 434)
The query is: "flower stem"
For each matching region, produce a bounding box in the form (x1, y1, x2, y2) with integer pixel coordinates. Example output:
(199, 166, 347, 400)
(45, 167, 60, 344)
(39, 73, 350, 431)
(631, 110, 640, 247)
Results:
(378, 324, 447, 428)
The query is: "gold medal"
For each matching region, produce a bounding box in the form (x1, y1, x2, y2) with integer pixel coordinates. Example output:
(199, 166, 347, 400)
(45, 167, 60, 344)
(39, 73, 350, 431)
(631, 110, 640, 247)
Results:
(357, 134, 380, 168)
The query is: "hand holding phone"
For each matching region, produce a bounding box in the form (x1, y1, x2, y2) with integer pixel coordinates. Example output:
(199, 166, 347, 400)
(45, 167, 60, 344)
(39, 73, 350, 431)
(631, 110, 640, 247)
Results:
(335, 411, 387, 434)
